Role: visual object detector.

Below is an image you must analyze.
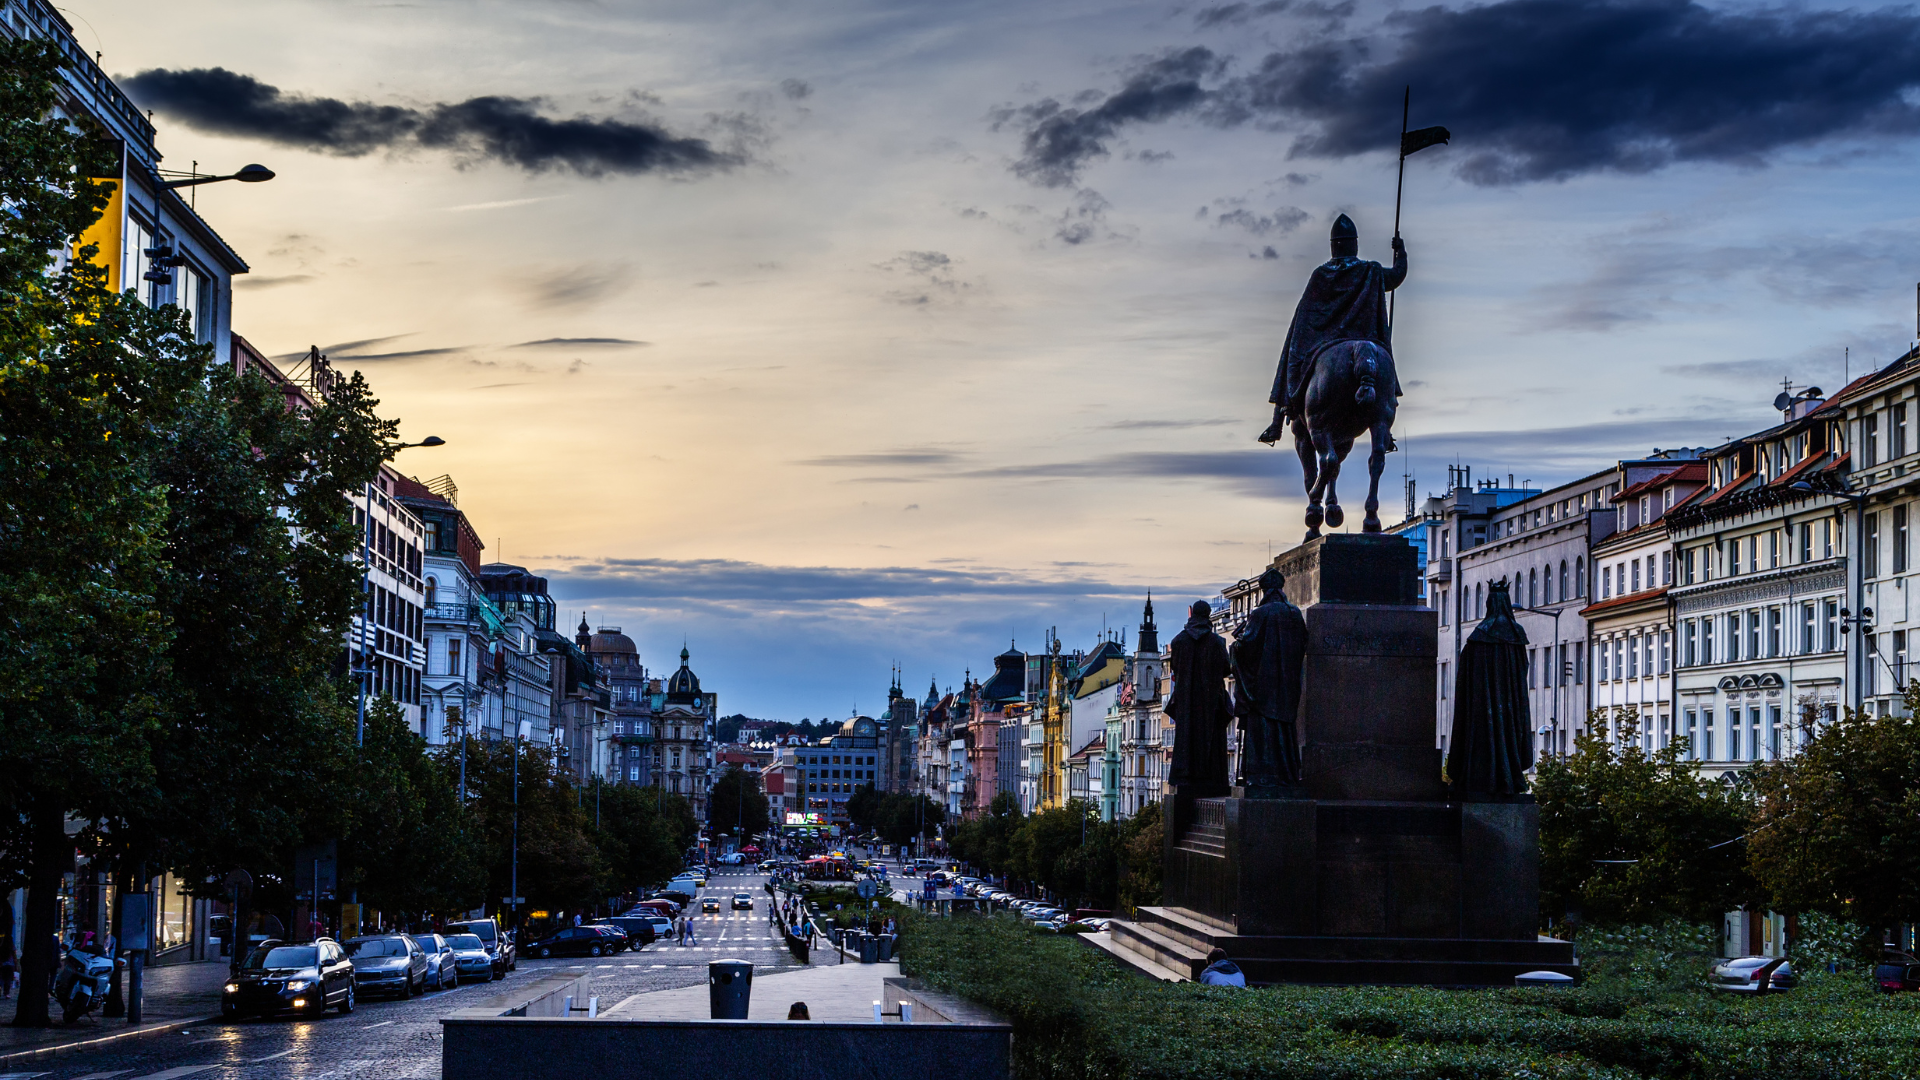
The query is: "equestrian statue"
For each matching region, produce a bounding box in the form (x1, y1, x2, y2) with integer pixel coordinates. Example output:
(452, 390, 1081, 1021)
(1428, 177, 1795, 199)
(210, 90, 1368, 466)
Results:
(1257, 214, 1405, 539)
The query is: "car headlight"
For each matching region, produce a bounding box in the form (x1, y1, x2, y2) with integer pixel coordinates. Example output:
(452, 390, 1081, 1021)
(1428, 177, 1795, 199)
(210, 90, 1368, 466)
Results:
(286, 978, 314, 991)
(224, 982, 240, 994)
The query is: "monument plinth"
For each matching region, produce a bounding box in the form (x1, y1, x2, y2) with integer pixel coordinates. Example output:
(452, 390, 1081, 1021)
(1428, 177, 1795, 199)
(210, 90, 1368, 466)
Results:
(1111, 534, 1577, 986)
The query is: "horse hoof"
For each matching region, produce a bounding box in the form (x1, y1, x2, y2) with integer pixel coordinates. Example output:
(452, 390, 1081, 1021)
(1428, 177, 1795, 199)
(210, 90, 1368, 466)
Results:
(1304, 505, 1324, 530)
(1304, 528, 1320, 542)
(1363, 517, 1382, 533)
(1325, 504, 1345, 528)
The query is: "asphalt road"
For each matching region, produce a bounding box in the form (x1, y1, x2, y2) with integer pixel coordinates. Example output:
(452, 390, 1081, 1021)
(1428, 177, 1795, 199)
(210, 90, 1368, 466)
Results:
(9, 871, 797, 1080)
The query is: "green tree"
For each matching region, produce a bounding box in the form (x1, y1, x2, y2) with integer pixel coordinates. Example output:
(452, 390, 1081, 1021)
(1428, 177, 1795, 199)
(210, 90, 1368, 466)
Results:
(594, 782, 696, 894)
(709, 764, 771, 839)
(456, 737, 604, 921)
(0, 39, 210, 1025)
(340, 698, 485, 918)
(950, 792, 1023, 877)
(1116, 800, 1163, 915)
(1534, 713, 1755, 926)
(1748, 694, 1920, 934)
(877, 793, 945, 847)
(846, 783, 884, 835)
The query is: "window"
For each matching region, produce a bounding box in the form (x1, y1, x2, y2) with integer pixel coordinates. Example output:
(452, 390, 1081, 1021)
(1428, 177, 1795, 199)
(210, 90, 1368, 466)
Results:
(1602, 565, 1612, 598)
(1822, 518, 1834, 559)
(1559, 560, 1569, 600)
(1897, 506, 1910, 574)
(1702, 618, 1715, 664)
(1824, 599, 1839, 651)
(1627, 635, 1639, 679)
(1631, 560, 1641, 592)
(1897, 630, 1909, 690)
(1897, 404, 1910, 458)
(1728, 612, 1741, 662)
(1748, 607, 1761, 659)
(1801, 602, 1816, 654)
(1866, 513, 1880, 577)
(1529, 567, 1538, 607)
(1683, 620, 1697, 666)
(1685, 548, 1696, 584)
(1767, 704, 1782, 760)
(1575, 557, 1585, 597)
(424, 577, 436, 609)
(1598, 640, 1609, 682)
(447, 637, 461, 677)
(1662, 551, 1672, 585)
(1800, 523, 1812, 562)
(1660, 629, 1671, 674)
(1684, 708, 1697, 759)
(1768, 606, 1782, 658)
(1863, 413, 1880, 467)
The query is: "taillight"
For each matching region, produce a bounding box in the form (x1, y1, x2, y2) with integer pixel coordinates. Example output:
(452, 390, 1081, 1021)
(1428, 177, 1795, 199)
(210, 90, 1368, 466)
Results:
(1751, 971, 1763, 983)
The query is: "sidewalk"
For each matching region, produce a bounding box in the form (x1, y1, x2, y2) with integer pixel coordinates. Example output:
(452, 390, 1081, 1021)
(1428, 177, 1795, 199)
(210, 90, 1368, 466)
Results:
(0, 958, 229, 1066)
(604, 959, 903, 1022)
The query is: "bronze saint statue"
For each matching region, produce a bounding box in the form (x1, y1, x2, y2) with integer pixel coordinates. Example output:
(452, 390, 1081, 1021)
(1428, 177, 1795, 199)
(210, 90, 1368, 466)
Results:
(1167, 600, 1233, 796)
(1230, 567, 1307, 793)
(1446, 580, 1534, 798)
(1258, 214, 1406, 539)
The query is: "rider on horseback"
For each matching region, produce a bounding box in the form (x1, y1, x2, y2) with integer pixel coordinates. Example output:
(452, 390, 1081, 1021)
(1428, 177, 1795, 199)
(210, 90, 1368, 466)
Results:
(1258, 214, 1406, 446)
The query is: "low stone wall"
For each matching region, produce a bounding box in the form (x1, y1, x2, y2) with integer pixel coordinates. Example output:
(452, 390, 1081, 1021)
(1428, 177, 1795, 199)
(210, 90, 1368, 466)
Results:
(441, 1018, 1011, 1080)
(447, 970, 591, 1019)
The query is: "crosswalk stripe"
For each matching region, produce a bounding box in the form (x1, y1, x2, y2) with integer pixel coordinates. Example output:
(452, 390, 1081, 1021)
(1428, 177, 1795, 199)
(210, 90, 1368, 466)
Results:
(249, 1051, 294, 1063)
(128, 1067, 216, 1080)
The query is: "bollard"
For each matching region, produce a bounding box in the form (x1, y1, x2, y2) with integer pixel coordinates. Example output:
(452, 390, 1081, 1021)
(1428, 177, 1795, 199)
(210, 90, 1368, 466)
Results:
(708, 959, 753, 1019)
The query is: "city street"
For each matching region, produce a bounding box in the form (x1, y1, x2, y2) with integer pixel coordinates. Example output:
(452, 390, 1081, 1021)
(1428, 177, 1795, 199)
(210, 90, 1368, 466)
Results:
(5, 872, 792, 1080)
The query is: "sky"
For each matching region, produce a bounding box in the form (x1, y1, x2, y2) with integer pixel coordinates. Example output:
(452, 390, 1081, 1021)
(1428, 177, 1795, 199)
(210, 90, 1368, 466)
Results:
(74, 0, 1920, 717)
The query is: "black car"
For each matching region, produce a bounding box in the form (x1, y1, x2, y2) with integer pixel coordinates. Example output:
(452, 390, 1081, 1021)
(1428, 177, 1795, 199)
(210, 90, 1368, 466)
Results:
(588, 924, 631, 952)
(344, 935, 429, 999)
(597, 917, 657, 947)
(1875, 950, 1920, 992)
(223, 939, 355, 1018)
(526, 926, 618, 959)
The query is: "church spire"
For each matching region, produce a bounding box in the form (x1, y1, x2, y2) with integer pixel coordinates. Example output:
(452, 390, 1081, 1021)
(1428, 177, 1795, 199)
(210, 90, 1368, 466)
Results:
(1137, 591, 1160, 655)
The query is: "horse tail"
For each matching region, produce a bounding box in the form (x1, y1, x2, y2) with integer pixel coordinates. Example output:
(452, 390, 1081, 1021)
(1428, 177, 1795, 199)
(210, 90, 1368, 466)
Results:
(1353, 345, 1377, 406)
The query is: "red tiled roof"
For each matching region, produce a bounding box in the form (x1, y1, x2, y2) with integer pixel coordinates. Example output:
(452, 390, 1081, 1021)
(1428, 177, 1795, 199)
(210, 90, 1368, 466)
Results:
(1700, 469, 1757, 505)
(1579, 586, 1669, 619)
(1616, 461, 1706, 501)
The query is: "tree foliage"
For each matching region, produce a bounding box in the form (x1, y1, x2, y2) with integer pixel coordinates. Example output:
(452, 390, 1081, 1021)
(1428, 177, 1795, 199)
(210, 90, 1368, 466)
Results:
(1535, 712, 1756, 926)
(1747, 692, 1920, 932)
(708, 764, 771, 839)
(593, 782, 697, 893)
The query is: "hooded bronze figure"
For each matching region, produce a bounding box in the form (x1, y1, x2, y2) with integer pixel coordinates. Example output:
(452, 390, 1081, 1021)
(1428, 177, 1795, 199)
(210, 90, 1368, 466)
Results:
(1230, 567, 1307, 792)
(1446, 580, 1535, 798)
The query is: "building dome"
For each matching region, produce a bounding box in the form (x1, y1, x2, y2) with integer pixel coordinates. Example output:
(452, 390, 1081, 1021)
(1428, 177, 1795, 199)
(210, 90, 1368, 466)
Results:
(589, 627, 638, 656)
(839, 715, 878, 739)
(665, 645, 702, 700)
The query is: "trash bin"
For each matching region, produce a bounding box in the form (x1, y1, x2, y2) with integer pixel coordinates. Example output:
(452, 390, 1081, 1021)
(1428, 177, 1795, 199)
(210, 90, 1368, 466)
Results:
(876, 934, 895, 962)
(709, 959, 753, 1019)
(858, 932, 879, 964)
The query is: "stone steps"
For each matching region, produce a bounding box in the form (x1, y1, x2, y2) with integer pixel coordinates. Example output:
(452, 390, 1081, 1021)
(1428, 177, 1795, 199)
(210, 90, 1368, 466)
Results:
(1173, 822, 1225, 857)
(1107, 918, 1210, 981)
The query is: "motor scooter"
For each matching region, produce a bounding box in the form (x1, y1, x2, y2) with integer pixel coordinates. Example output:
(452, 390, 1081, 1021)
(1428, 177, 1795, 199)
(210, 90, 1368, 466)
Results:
(54, 943, 114, 1023)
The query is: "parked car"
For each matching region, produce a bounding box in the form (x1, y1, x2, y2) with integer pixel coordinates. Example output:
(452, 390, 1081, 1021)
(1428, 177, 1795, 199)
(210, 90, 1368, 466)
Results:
(444, 933, 496, 983)
(526, 926, 618, 959)
(731, 894, 754, 911)
(632, 898, 680, 916)
(443, 918, 515, 976)
(701, 897, 721, 913)
(640, 915, 673, 941)
(1709, 956, 1795, 992)
(1874, 950, 1920, 993)
(598, 917, 658, 947)
(408, 933, 457, 990)
(223, 939, 356, 1018)
(587, 924, 631, 952)
(344, 935, 429, 999)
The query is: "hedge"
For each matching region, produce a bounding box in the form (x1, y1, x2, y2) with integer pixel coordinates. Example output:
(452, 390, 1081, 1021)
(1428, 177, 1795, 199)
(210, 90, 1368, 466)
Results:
(898, 912, 1920, 1080)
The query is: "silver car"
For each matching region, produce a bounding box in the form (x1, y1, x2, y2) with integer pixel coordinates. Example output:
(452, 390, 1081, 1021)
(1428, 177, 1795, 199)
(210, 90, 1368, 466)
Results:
(409, 933, 456, 991)
(344, 935, 428, 999)
(446, 933, 496, 984)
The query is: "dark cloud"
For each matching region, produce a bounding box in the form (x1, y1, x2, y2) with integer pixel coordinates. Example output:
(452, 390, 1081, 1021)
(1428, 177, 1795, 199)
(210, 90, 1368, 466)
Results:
(511, 337, 649, 348)
(1660, 359, 1788, 380)
(877, 250, 969, 304)
(234, 274, 315, 291)
(1211, 205, 1308, 237)
(798, 450, 961, 468)
(331, 346, 465, 362)
(780, 78, 812, 100)
(121, 67, 740, 177)
(551, 556, 1147, 605)
(990, 47, 1222, 188)
(1103, 417, 1235, 430)
(528, 264, 635, 308)
(1000, 0, 1920, 187)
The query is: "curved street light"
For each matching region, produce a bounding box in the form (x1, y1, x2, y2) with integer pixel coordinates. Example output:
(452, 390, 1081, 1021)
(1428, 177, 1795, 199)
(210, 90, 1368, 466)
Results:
(161, 163, 276, 189)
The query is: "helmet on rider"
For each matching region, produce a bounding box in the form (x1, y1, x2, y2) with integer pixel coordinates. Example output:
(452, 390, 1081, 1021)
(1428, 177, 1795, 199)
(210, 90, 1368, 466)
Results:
(1329, 214, 1357, 258)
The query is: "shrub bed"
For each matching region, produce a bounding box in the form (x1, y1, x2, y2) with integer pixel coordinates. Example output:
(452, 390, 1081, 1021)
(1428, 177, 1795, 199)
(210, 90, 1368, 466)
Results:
(898, 912, 1920, 1080)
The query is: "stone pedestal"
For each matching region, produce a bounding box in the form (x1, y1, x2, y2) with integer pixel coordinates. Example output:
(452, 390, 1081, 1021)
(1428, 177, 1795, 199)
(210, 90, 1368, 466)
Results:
(1124, 534, 1575, 986)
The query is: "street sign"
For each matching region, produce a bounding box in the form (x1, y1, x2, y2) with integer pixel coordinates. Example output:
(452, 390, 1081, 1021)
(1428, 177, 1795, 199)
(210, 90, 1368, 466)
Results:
(856, 879, 876, 900)
(503, 896, 525, 905)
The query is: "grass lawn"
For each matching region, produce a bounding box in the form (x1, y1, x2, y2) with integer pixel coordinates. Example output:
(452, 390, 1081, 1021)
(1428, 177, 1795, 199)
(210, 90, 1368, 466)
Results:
(900, 913, 1920, 1080)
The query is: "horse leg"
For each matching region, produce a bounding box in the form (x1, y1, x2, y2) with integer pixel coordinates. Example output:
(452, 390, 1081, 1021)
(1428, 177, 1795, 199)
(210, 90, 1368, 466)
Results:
(1294, 422, 1322, 538)
(1316, 431, 1345, 529)
(1363, 417, 1390, 532)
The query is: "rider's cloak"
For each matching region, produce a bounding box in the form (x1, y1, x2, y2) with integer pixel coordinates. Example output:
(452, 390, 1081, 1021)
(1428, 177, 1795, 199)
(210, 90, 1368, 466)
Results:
(1269, 255, 1396, 412)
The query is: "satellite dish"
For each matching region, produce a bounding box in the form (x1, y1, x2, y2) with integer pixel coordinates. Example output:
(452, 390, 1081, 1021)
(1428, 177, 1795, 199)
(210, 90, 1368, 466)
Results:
(1773, 392, 1794, 412)
(1805, 386, 1822, 397)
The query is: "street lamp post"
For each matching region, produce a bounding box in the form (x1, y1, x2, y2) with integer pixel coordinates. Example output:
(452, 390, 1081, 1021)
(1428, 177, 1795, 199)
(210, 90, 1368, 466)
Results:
(1515, 604, 1566, 756)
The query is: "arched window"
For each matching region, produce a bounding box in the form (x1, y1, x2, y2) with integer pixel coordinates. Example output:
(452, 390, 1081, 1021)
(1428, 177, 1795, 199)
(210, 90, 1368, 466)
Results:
(1575, 557, 1586, 597)
(1559, 560, 1569, 601)
(424, 576, 437, 608)
(1529, 567, 1538, 607)
(1475, 582, 1484, 618)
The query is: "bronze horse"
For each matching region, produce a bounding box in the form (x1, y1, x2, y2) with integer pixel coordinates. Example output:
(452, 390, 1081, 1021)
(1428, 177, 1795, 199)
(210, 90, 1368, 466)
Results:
(1288, 339, 1397, 539)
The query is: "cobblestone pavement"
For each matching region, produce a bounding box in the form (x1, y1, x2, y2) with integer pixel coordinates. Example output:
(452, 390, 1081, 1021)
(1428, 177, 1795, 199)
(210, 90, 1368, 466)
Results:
(2, 871, 797, 1080)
